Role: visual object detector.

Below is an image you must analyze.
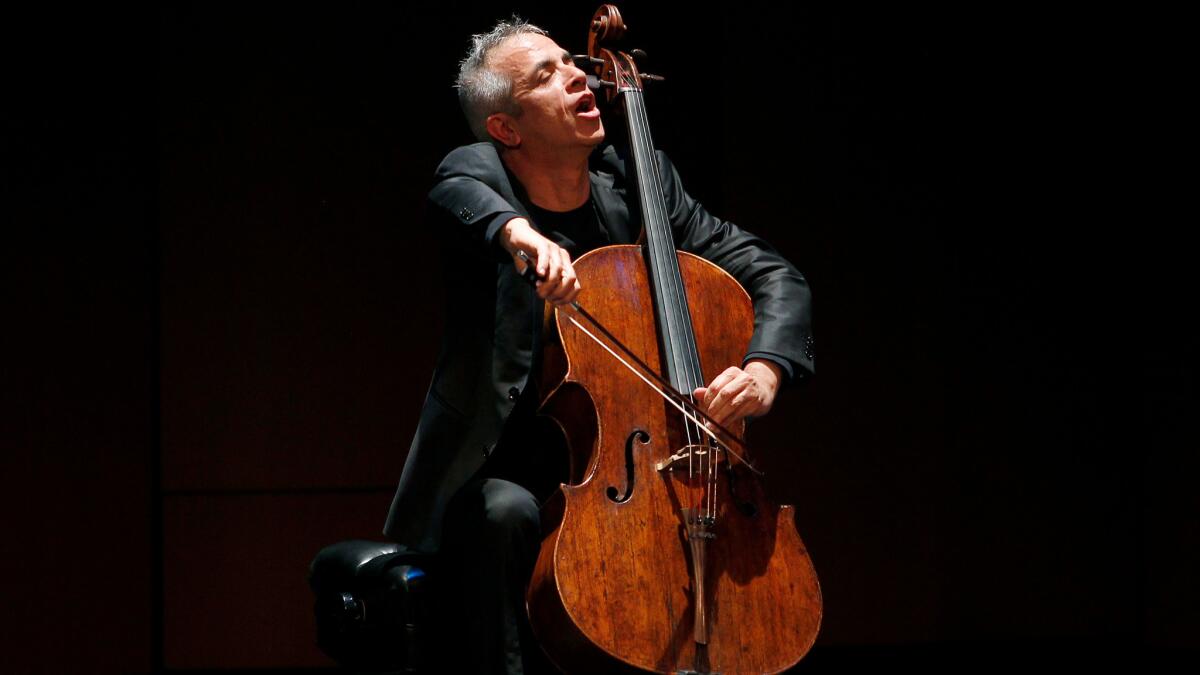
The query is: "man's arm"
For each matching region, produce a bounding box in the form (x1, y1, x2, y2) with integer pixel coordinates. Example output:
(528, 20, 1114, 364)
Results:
(428, 143, 580, 304)
(653, 151, 814, 378)
(427, 143, 522, 262)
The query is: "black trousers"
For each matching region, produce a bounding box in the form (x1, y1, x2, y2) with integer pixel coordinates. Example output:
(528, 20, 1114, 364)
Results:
(437, 476, 560, 675)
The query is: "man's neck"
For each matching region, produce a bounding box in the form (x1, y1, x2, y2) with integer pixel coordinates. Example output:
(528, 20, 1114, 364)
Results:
(501, 147, 591, 212)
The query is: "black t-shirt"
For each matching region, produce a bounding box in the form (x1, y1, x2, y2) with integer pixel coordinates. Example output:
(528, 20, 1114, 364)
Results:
(526, 197, 610, 258)
(482, 196, 612, 500)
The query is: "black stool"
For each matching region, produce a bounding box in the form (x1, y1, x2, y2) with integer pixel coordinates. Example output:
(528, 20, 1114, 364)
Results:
(308, 540, 438, 673)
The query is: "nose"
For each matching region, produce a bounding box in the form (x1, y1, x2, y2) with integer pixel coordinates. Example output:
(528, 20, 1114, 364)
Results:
(566, 62, 588, 91)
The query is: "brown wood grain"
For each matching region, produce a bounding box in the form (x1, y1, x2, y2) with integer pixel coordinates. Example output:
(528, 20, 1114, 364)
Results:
(527, 247, 822, 674)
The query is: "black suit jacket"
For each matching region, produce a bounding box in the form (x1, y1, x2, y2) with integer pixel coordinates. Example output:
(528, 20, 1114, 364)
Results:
(383, 142, 814, 552)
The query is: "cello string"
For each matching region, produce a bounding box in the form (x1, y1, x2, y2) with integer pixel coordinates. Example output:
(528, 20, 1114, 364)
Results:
(624, 91, 696, 484)
(631, 93, 705, 398)
(637, 90, 716, 516)
(626, 91, 708, 497)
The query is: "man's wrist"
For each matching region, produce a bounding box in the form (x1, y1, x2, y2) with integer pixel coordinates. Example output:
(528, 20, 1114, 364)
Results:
(499, 216, 531, 254)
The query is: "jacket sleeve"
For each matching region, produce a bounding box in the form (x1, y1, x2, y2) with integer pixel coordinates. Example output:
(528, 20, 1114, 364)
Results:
(657, 151, 815, 382)
(427, 142, 522, 264)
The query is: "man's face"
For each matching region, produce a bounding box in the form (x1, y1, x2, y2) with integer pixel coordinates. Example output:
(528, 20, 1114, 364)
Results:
(491, 33, 605, 153)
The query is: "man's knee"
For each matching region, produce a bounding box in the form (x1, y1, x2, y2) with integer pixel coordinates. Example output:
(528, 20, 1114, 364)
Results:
(479, 479, 540, 536)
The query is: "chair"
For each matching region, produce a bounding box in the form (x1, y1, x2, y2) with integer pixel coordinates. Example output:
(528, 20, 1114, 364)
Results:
(308, 540, 438, 673)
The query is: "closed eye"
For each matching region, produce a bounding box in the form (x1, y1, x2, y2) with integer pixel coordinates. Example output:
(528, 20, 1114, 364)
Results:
(531, 50, 573, 86)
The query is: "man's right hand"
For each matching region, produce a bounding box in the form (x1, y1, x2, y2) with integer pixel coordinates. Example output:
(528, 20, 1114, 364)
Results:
(498, 217, 581, 305)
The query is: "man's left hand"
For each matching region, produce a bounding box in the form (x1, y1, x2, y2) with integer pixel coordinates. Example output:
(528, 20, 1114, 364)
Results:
(692, 358, 782, 428)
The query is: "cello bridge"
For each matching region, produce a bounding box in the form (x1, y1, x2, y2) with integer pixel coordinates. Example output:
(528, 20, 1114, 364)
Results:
(654, 444, 721, 472)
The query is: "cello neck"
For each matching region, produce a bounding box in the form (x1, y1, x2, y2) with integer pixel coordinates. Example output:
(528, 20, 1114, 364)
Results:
(620, 89, 705, 394)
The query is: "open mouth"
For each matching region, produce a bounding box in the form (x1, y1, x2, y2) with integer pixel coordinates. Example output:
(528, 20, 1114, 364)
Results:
(575, 95, 599, 117)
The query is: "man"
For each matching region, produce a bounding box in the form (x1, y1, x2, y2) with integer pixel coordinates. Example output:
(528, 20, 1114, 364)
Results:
(384, 18, 813, 674)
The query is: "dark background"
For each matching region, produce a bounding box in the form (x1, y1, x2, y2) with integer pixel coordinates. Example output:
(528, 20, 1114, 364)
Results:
(5, 2, 1194, 673)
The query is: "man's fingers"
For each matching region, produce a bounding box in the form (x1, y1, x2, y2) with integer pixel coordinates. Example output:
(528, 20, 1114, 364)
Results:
(550, 248, 570, 298)
(536, 247, 579, 305)
(709, 370, 764, 425)
(702, 367, 743, 409)
(536, 247, 581, 305)
(518, 241, 553, 281)
(556, 248, 579, 304)
(511, 234, 582, 304)
(695, 365, 777, 428)
(694, 386, 732, 429)
(535, 242, 550, 277)
(706, 379, 745, 425)
(537, 246, 564, 300)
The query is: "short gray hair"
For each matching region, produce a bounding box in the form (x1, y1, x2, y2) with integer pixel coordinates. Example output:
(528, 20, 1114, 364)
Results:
(455, 17, 549, 144)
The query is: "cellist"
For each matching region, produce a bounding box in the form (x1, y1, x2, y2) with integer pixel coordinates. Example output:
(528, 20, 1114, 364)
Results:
(382, 16, 814, 674)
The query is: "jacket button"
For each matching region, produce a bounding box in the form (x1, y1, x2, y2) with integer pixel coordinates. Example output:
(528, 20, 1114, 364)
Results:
(507, 387, 521, 401)
(458, 207, 474, 221)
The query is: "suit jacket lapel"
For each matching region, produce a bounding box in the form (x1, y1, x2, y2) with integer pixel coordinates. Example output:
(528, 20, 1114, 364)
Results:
(590, 170, 634, 245)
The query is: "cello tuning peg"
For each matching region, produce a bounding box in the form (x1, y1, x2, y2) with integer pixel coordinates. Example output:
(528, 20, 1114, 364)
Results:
(631, 48, 648, 61)
(640, 73, 665, 83)
(586, 74, 617, 90)
(572, 54, 604, 69)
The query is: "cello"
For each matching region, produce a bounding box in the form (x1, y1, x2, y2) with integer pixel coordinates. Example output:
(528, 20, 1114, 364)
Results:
(524, 5, 822, 674)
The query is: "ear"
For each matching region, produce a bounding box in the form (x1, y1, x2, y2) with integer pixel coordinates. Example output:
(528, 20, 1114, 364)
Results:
(485, 113, 521, 149)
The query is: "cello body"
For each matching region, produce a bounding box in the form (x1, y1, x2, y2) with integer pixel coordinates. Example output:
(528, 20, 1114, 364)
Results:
(527, 249, 822, 674)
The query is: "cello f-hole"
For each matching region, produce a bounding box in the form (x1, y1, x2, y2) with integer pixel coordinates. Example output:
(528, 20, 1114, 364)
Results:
(606, 428, 649, 503)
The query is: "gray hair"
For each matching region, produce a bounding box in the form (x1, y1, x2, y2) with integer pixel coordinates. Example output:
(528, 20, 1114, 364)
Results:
(456, 17, 549, 144)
